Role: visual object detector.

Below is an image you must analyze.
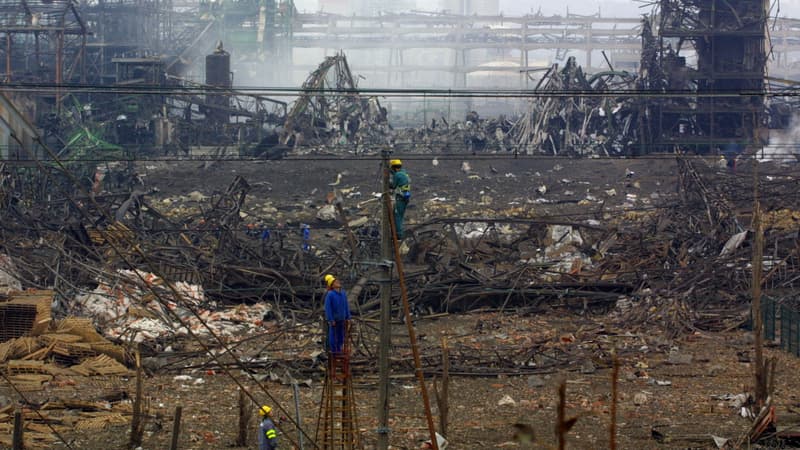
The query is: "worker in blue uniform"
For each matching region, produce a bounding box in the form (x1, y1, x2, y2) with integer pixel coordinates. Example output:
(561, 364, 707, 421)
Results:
(389, 159, 411, 239)
(324, 274, 351, 354)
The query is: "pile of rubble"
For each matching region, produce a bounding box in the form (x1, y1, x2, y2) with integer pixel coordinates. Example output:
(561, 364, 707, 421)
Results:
(73, 269, 272, 344)
(508, 57, 640, 156)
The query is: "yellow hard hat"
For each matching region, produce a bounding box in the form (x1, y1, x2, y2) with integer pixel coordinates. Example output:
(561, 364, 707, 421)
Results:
(390, 159, 402, 167)
(324, 274, 336, 288)
(259, 405, 272, 416)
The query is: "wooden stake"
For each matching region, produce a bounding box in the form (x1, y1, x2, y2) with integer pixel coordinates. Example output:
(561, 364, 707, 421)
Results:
(557, 381, 566, 450)
(12, 410, 23, 450)
(236, 388, 249, 446)
(439, 337, 449, 437)
(610, 351, 619, 450)
(752, 160, 767, 407)
(170, 406, 182, 450)
(129, 347, 144, 448)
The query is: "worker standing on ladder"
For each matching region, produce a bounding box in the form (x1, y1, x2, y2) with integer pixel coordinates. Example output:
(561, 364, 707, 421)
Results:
(389, 159, 411, 239)
(257, 405, 279, 450)
(324, 274, 351, 355)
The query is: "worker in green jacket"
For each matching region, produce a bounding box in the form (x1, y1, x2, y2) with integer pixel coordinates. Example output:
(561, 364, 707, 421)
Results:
(389, 159, 411, 239)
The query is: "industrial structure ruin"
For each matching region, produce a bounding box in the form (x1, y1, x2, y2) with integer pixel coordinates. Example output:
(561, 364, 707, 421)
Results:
(642, 0, 770, 153)
(2, 0, 800, 448)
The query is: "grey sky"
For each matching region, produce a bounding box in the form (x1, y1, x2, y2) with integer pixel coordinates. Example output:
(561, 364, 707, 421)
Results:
(293, 0, 800, 17)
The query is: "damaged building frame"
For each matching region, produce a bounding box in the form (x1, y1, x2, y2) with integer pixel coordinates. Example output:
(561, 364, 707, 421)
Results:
(641, 0, 770, 153)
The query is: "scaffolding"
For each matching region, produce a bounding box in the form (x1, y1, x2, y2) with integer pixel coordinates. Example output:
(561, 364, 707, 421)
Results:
(0, 0, 87, 84)
(316, 323, 361, 449)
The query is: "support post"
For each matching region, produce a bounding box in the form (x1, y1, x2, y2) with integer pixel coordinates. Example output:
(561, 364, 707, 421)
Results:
(55, 31, 63, 113)
(557, 381, 567, 450)
(292, 382, 304, 450)
(753, 159, 767, 407)
(12, 410, 23, 450)
(170, 406, 182, 450)
(437, 337, 449, 437)
(610, 351, 619, 450)
(236, 388, 249, 446)
(5, 33, 11, 82)
(129, 347, 144, 448)
(376, 150, 392, 449)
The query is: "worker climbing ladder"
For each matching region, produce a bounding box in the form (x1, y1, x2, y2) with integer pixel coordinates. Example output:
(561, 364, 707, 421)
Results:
(316, 323, 361, 449)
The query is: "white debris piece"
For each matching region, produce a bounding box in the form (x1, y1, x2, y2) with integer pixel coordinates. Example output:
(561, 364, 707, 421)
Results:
(527, 225, 592, 274)
(328, 173, 342, 186)
(74, 269, 271, 343)
(316, 204, 337, 221)
(422, 432, 449, 450)
(454, 222, 489, 239)
(720, 231, 748, 257)
(497, 395, 517, 407)
(712, 436, 729, 448)
(186, 191, 208, 202)
(460, 161, 471, 174)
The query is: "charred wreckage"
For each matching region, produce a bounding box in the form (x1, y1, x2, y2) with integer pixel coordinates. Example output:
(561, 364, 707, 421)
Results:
(0, 0, 799, 446)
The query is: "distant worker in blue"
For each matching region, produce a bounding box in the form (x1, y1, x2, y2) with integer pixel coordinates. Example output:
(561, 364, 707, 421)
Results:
(389, 159, 411, 239)
(257, 405, 278, 450)
(324, 274, 351, 354)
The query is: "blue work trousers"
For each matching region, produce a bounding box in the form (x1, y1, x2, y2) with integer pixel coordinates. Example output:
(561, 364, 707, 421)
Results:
(328, 322, 346, 354)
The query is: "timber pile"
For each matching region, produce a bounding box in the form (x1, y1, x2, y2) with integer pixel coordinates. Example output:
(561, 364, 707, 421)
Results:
(0, 291, 132, 448)
(0, 292, 130, 385)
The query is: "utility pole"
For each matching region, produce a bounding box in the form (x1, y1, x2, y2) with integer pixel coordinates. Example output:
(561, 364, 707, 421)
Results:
(376, 150, 392, 449)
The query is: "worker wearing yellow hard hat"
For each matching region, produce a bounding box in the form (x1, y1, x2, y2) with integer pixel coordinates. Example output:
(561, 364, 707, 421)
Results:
(389, 158, 411, 239)
(324, 273, 350, 354)
(257, 405, 278, 450)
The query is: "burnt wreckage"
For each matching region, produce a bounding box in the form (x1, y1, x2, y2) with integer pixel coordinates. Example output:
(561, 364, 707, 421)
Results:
(508, 0, 774, 156)
(0, 0, 785, 159)
(640, 0, 771, 154)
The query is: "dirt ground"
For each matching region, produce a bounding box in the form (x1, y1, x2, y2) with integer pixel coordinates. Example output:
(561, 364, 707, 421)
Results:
(7, 153, 798, 449)
(55, 312, 800, 450)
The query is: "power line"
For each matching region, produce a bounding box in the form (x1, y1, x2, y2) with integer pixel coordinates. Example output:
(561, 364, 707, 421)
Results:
(0, 82, 796, 98)
(7, 153, 800, 163)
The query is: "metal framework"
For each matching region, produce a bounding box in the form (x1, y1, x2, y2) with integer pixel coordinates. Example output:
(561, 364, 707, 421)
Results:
(0, 0, 87, 84)
(642, 0, 769, 152)
(280, 52, 361, 146)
